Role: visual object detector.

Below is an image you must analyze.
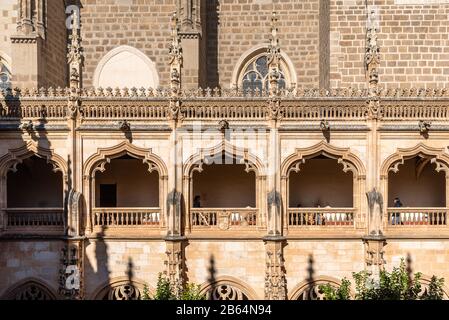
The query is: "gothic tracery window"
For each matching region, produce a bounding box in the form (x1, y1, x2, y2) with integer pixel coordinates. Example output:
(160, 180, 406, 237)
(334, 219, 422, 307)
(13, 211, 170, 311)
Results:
(0, 59, 11, 90)
(241, 55, 286, 92)
(6, 282, 55, 300)
(206, 284, 249, 300)
(100, 283, 142, 300)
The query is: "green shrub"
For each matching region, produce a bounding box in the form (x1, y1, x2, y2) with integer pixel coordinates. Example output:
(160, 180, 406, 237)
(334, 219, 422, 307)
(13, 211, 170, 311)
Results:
(319, 258, 445, 300)
(142, 272, 206, 300)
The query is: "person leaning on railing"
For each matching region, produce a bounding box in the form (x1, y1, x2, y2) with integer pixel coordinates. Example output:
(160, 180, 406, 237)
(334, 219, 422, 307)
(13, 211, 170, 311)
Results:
(392, 197, 403, 225)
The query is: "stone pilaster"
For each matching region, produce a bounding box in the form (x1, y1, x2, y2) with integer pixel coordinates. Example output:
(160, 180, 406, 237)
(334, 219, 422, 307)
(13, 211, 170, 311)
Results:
(58, 239, 84, 300)
(167, 13, 184, 238)
(266, 12, 282, 236)
(164, 239, 186, 296)
(264, 238, 287, 300)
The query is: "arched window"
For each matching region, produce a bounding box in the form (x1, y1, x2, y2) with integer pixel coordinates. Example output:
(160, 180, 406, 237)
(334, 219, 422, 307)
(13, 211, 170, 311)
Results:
(0, 55, 12, 90)
(231, 45, 296, 91)
(241, 55, 286, 92)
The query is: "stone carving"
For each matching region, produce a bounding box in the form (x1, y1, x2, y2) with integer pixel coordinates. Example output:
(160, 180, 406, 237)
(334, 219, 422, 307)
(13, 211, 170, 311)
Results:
(264, 241, 287, 300)
(218, 119, 229, 132)
(295, 283, 334, 300)
(365, 7, 381, 120)
(67, 9, 83, 90)
(169, 12, 183, 92)
(418, 120, 431, 134)
(268, 97, 281, 120)
(366, 188, 383, 236)
(19, 120, 33, 131)
(364, 237, 386, 274)
(67, 189, 83, 236)
(166, 189, 182, 235)
(59, 243, 82, 300)
(165, 241, 184, 296)
(320, 119, 330, 131)
(208, 285, 248, 300)
(10, 284, 54, 300)
(117, 120, 131, 132)
(108, 284, 141, 300)
(267, 12, 281, 96)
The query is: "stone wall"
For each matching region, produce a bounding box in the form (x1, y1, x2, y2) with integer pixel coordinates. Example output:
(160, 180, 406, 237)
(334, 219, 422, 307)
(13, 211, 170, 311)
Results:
(207, 0, 320, 89)
(0, 241, 63, 298)
(79, 0, 176, 88)
(330, 0, 449, 88)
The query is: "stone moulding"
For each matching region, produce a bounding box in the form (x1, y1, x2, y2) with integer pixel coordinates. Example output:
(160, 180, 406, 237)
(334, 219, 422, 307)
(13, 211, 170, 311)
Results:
(183, 139, 266, 178)
(281, 140, 366, 179)
(83, 141, 168, 179)
(380, 143, 449, 179)
(0, 141, 68, 177)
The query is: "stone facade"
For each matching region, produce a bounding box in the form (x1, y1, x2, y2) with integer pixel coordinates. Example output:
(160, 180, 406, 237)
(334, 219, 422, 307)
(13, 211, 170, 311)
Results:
(1, 0, 449, 300)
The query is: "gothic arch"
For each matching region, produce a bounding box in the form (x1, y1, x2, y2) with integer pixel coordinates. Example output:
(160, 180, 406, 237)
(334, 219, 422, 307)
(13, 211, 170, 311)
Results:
(230, 44, 297, 89)
(83, 141, 168, 179)
(281, 141, 366, 179)
(2, 278, 58, 300)
(183, 140, 266, 178)
(281, 141, 366, 230)
(380, 143, 449, 179)
(0, 141, 68, 178)
(288, 276, 348, 300)
(183, 140, 267, 228)
(83, 141, 168, 233)
(90, 277, 150, 300)
(199, 276, 259, 300)
(380, 143, 449, 212)
(93, 45, 160, 88)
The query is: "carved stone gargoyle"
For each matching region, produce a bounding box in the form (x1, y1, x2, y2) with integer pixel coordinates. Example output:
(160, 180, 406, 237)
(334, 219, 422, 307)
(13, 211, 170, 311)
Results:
(366, 187, 383, 236)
